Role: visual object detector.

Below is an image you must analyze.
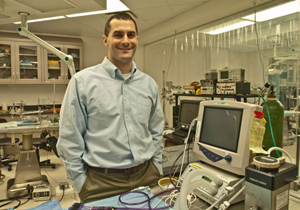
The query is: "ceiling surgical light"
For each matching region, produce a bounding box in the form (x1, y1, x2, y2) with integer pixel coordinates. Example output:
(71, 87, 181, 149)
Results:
(17, 12, 76, 77)
(13, 15, 65, 24)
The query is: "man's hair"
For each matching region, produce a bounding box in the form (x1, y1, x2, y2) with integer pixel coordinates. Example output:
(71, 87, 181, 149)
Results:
(104, 12, 138, 36)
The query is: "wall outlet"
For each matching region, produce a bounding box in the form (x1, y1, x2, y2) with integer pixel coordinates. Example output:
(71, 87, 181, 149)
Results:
(55, 183, 76, 201)
(39, 97, 48, 105)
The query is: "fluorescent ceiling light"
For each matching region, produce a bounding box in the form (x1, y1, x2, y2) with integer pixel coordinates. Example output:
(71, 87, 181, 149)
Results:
(201, 0, 300, 35)
(13, 16, 65, 24)
(243, 0, 300, 22)
(202, 19, 254, 35)
(13, 0, 129, 24)
(66, 0, 129, 18)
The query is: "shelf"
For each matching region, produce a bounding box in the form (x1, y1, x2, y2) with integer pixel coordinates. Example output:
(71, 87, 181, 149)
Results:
(19, 67, 38, 69)
(173, 93, 260, 105)
(0, 53, 11, 56)
(19, 54, 37, 56)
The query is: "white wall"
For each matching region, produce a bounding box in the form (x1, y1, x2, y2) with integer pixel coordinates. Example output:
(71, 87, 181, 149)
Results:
(81, 36, 105, 68)
(1, 84, 67, 106)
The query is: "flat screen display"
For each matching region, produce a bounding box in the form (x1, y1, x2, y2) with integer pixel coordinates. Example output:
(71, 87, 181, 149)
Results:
(179, 101, 200, 125)
(220, 71, 229, 79)
(199, 106, 243, 152)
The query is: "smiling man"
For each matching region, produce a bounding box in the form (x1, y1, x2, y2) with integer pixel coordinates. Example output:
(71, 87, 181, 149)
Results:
(57, 12, 165, 203)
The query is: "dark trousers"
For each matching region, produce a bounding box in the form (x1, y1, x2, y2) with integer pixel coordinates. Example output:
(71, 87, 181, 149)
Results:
(79, 160, 161, 203)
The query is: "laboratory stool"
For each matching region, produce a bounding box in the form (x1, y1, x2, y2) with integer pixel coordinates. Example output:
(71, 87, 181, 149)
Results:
(0, 137, 20, 171)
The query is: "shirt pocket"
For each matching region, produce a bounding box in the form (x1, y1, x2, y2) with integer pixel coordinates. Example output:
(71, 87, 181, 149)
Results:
(133, 99, 151, 124)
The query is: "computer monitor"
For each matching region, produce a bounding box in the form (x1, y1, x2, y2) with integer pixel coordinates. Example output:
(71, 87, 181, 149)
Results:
(178, 100, 201, 131)
(193, 100, 263, 176)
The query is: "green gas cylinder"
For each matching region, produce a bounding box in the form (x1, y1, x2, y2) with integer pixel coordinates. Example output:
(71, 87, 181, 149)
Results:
(261, 86, 284, 158)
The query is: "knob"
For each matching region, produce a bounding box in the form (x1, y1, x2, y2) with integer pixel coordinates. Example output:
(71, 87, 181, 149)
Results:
(224, 155, 232, 162)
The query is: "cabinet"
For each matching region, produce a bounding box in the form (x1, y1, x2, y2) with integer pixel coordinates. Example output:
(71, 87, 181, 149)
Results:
(43, 44, 83, 84)
(17, 42, 42, 84)
(0, 41, 16, 83)
(0, 36, 83, 85)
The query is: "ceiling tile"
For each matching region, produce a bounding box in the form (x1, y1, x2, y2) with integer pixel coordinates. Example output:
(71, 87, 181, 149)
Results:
(13, 0, 77, 13)
(135, 6, 174, 20)
(0, 13, 12, 20)
(166, 0, 209, 6)
(121, 0, 168, 10)
(170, 3, 202, 15)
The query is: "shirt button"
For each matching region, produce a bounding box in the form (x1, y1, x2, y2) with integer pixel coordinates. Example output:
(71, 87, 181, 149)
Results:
(133, 149, 136, 152)
(124, 97, 127, 100)
(129, 131, 133, 135)
(126, 114, 129, 118)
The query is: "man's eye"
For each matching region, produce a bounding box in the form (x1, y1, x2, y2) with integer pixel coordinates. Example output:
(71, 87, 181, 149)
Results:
(114, 33, 123, 38)
(128, 34, 136, 38)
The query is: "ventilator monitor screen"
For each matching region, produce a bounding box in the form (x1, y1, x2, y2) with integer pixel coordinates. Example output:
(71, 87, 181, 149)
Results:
(193, 100, 263, 176)
(200, 107, 242, 153)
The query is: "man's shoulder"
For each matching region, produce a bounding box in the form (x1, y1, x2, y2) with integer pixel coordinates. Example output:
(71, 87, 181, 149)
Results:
(135, 70, 157, 83)
(75, 63, 104, 77)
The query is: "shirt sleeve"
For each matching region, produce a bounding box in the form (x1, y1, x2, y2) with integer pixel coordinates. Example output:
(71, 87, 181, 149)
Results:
(148, 87, 165, 175)
(56, 76, 88, 193)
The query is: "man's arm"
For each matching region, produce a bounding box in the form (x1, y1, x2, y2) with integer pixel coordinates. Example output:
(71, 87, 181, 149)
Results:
(148, 88, 165, 175)
(56, 77, 88, 193)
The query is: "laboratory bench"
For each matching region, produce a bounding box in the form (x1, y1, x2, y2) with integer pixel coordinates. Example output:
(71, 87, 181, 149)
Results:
(172, 93, 260, 106)
(0, 143, 299, 209)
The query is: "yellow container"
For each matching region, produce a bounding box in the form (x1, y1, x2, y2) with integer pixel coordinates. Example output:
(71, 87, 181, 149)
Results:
(48, 60, 59, 68)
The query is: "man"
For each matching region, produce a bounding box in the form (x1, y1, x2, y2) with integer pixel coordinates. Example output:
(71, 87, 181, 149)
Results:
(57, 12, 165, 203)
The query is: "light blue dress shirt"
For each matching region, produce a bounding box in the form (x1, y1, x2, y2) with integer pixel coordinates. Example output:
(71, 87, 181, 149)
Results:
(57, 57, 165, 193)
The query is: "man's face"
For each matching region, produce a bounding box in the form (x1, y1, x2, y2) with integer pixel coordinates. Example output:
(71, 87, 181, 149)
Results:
(103, 18, 138, 67)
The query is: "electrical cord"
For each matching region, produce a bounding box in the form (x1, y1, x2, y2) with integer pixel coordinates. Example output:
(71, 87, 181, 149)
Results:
(59, 185, 65, 202)
(117, 189, 173, 210)
(179, 118, 198, 179)
(253, 1, 266, 85)
(0, 190, 32, 209)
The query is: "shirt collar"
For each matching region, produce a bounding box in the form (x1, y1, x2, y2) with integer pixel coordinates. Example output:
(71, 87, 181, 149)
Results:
(102, 57, 137, 79)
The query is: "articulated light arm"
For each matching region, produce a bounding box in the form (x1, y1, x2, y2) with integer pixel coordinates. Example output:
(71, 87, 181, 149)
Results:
(17, 12, 76, 77)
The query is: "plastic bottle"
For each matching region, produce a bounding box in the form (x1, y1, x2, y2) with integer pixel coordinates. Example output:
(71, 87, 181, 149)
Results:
(261, 86, 284, 158)
(249, 111, 267, 154)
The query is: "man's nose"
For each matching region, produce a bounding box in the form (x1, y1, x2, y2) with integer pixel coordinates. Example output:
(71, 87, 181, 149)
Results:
(122, 34, 129, 43)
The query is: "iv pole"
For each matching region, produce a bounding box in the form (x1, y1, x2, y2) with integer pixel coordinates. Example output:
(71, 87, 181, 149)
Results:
(17, 12, 76, 77)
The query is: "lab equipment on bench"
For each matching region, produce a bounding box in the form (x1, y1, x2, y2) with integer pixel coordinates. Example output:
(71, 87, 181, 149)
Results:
(216, 82, 250, 95)
(217, 68, 245, 83)
(164, 100, 201, 144)
(245, 155, 298, 210)
(175, 100, 201, 134)
(177, 163, 245, 209)
(172, 100, 264, 210)
(193, 100, 263, 176)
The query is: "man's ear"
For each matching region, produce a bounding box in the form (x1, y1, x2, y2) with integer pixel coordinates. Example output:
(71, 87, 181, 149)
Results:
(102, 35, 108, 47)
